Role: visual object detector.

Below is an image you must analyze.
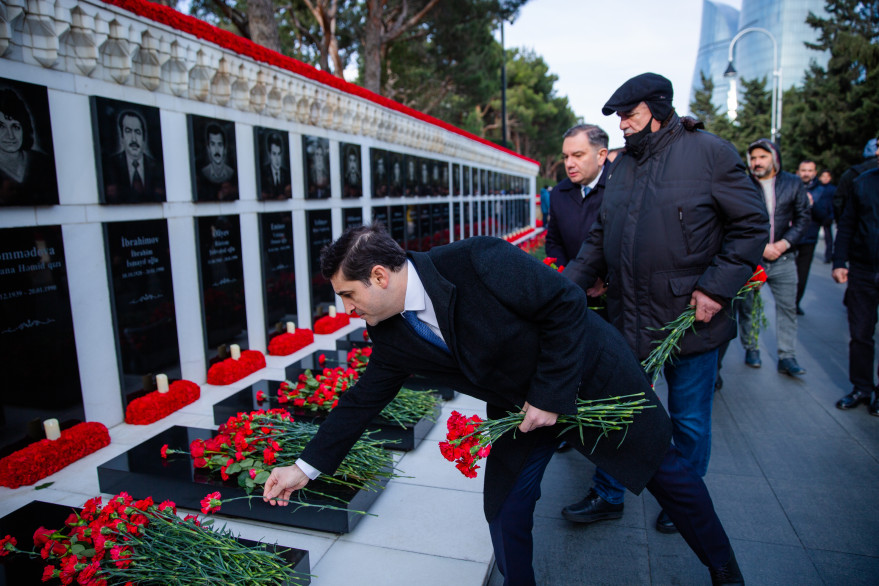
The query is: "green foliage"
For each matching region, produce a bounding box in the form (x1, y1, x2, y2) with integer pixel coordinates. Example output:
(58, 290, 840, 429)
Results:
(692, 72, 770, 160)
(689, 71, 721, 128)
(781, 0, 879, 176)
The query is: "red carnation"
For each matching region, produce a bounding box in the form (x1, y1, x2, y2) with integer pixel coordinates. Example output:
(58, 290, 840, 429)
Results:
(160, 444, 168, 459)
(200, 491, 222, 514)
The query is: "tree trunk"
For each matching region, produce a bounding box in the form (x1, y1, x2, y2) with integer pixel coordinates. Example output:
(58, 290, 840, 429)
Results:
(247, 0, 281, 52)
(363, 0, 384, 93)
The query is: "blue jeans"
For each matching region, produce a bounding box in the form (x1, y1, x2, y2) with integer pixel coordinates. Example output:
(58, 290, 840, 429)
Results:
(594, 348, 719, 503)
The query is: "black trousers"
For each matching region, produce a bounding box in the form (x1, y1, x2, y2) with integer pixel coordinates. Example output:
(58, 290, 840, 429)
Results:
(845, 267, 879, 394)
(488, 440, 732, 586)
(795, 242, 817, 307)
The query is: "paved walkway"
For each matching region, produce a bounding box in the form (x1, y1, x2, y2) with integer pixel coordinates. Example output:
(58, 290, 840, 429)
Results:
(1, 241, 877, 585)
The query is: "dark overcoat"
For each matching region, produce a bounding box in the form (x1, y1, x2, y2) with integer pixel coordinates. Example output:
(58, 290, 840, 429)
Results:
(299, 237, 672, 521)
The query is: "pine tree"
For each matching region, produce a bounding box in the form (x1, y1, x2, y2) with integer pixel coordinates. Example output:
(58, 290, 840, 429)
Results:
(690, 71, 720, 129)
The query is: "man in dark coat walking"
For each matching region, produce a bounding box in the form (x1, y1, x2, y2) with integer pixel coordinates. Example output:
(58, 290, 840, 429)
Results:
(264, 224, 744, 586)
(564, 73, 768, 536)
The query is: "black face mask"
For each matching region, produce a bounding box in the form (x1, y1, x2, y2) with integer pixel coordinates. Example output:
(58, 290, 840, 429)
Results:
(624, 116, 654, 159)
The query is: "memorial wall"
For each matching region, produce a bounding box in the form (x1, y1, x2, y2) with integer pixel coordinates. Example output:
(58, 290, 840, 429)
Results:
(0, 0, 538, 454)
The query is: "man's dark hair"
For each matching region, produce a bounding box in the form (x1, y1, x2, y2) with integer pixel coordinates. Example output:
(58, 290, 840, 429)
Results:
(562, 124, 609, 150)
(205, 123, 225, 145)
(117, 109, 146, 136)
(799, 159, 816, 167)
(267, 132, 282, 151)
(0, 89, 34, 150)
(320, 222, 407, 283)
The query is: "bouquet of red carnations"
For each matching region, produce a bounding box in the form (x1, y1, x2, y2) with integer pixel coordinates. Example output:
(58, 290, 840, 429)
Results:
(440, 394, 654, 478)
(0, 492, 307, 584)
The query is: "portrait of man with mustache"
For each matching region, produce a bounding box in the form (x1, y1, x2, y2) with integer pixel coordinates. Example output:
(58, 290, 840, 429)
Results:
(97, 102, 166, 204)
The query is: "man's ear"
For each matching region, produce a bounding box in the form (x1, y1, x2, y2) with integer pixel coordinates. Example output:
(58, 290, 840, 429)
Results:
(371, 265, 390, 289)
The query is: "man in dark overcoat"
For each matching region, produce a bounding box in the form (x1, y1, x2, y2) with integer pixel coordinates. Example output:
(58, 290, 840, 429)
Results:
(264, 223, 744, 585)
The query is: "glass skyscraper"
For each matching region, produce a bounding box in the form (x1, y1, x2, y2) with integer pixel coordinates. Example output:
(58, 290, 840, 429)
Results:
(690, 0, 830, 113)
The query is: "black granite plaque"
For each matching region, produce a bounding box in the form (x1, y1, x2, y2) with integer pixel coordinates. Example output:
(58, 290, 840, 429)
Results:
(196, 215, 246, 366)
(92, 97, 166, 204)
(105, 220, 180, 404)
(303, 135, 330, 200)
(432, 203, 449, 246)
(418, 158, 431, 197)
(97, 425, 388, 533)
(480, 169, 487, 196)
(0, 500, 312, 586)
(371, 206, 389, 232)
(389, 205, 406, 247)
(0, 226, 84, 455)
(255, 126, 292, 201)
(343, 207, 363, 230)
(0, 78, 59, 207)
(340, 142, 362, 199)
(388, 152, 403, 197)
(452, 164, 461, 196)
(306, 209, 334, 321)
(404, 155, 417, 197)
(212, 378, 439, 452)
(452, 202, 461, 241)
(463, 166, 471, 195)
(189, 115, 239, 202)
(440, 162, 450, 196)
(370, 148, 387, 199)
(259, 212, 297, 340)
(463, 201, 472, 238)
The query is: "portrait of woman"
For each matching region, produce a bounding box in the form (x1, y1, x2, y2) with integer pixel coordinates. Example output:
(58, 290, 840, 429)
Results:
(0, 78, 59, 207)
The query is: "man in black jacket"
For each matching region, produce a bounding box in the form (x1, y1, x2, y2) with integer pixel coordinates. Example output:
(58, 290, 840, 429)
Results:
(264, 224, 744, 586)
(564, 73, 768, 536)
(737, 139, 811, 375)
(832, 163, 879, 416)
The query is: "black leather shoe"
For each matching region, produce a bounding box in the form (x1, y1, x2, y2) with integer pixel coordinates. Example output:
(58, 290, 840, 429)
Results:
(745, 349, 761, 368)
(561, 488, 623, 524)
(778, 358, 806, 376)
(715, 375, 723, 391)
(655, 509, 678, 534)
(796, 306, 805, 315)
(836, 389, 871, 410)
(710, 550, 744, 585)
(868, 397, 879, 416)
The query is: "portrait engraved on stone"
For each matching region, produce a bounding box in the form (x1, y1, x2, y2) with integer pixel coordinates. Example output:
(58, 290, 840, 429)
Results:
(0, 78, 59, 207)
(93, 97, 166, 205)
(340, 142, 362, 199)
(371, 147, 387, 199)
(255, 127, 292, 201)
(189, 115, 239, 202)
(303, 135, 331, 200)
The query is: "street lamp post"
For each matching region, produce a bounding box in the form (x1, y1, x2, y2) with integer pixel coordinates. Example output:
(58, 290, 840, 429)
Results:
(724, 27, 783, 143)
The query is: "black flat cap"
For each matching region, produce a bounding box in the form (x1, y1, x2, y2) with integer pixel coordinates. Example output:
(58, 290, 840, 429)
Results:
(602, 72, 674, 119)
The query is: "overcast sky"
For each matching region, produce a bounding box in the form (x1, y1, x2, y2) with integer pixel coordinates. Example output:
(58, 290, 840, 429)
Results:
(504, 0, 741, 147)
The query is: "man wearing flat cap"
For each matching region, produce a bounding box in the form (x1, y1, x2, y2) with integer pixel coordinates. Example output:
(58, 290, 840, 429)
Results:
(564, 73, 769, 553)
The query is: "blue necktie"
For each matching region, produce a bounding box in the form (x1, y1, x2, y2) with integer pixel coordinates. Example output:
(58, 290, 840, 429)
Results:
(402, 311, 449, 353)
(581, 185, 591, 198)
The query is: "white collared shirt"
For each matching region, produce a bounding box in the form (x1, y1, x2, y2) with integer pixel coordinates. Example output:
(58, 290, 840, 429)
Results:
(580, 166, 603, 198)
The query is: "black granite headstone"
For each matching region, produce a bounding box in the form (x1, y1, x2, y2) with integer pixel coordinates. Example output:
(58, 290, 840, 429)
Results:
(388, 152, 403, 197)
(196, 215, 246, 367)
(92, 97, 167, 204)
(340, 143, 362, 199)
(432, 203, 449, 246)
(188, 115, 239, 202)
(343, 207, 364, 230)
(306, 209, 334, 321)
(0, 77, 59, 207)
(259, 212, 297, 340)
(371, 206, 389, 232)
(303, 136, 331, 200)
(463, 166, 471, 195)
(105, 220, 180, 404)
(370, 148, 387, 199)
(452, 164, 461, 196)
(0, 226, 83, 455)
(404, 155, 417, 197)
(389, 205, 406, 247)
(254, 126, 292, 201)
(452, 202, 461, 241)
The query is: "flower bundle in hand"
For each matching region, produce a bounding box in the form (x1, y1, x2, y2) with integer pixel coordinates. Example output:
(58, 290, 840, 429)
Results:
(0, 492, 307, 585)
(641, 266, 767, 382)
(124, 380, 200, 425)
(0, 422, 110, 488)
(267, 328, 315, 356)
(207, 350, 266, 385)
(542, 256, 565, 272)
(173, 409, 394, 508)
(440, 394, 654, 478)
